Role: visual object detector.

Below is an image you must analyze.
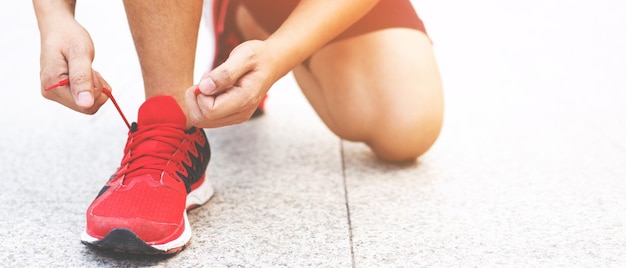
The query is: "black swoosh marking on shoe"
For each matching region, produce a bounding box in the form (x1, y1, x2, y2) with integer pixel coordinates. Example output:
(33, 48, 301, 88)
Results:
(177, 131, 211, 193)
(94, 174, 117, 199)
(96, 186, 111, 199)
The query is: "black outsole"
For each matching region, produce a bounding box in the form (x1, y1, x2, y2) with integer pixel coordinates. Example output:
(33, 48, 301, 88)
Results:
(83, 228, 183, 255)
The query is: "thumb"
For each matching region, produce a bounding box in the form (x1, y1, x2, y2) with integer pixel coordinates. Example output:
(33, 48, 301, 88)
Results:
(67, 47, 95, 108)
(197, 47, 252, 96)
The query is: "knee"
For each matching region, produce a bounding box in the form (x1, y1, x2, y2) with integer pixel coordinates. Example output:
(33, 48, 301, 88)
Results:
(364, 108, 443, 163)
(329, 94, 444, 162)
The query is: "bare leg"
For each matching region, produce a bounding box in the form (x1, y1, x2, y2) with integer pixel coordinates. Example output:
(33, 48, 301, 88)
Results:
(236, 7, 444, 162)
(123, 0, 203, 126)
(294, 30, 444, 162)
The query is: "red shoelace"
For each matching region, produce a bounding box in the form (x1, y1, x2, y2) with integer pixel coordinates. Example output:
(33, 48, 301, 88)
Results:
(45, 78, 189, 182)
(120, 123, 188, 181)
(45, 78, 131, 129)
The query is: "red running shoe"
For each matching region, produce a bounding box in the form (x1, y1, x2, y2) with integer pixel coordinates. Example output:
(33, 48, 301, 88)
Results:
(211, 0, 267, 117)
(81, 96, 214, 254)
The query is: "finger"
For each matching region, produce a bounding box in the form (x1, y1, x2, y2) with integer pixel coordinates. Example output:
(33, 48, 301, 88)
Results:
(67, 45, 95, 109)
(42, 79, 72, 105)
(200, 110, 252, 128)
(185, 85, 205, 125)
(92, 70, 103, 95)
(197, 46, 254, 96)
(96, 71, 112, 92)
(187, 85, 253, 128)
(39, 52, 69, 93)
(39, 54, 74, 107)
(91, 71, 109, 108)
(191, 103, 252, 128)
(197, 86, 240, 120)
(197, 71, 217, 95)
(198, 85, 258, 122)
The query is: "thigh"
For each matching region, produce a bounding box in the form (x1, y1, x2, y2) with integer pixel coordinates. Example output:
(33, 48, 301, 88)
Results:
(240, 0, 426, 45)
(234, 1, 444, 160)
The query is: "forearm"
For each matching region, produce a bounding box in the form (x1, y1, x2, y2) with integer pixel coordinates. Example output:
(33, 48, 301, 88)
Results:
(32, 0, 76, 34)
(265, 0, 380, 75)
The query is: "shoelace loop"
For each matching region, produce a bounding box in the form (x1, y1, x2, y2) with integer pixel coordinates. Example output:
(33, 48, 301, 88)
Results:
(119, 123, 189, 181)
(46, 79, 192, 182)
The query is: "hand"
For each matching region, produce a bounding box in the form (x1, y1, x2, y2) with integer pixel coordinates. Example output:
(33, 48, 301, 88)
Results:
(185, 40, 280, 128)
(39, 17, 110, 114)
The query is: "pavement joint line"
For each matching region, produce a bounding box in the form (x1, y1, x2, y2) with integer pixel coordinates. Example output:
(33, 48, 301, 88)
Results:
(340, 139, 356, 268)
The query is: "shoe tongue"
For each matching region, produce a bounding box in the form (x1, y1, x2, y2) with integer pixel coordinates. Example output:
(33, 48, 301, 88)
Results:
(137, 96, 186, 127)
(127, 96, 187, 179)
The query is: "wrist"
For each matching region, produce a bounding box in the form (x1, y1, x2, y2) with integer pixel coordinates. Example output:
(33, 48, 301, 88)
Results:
(264, 36, 305, 77)
(33, 0, 76, 33)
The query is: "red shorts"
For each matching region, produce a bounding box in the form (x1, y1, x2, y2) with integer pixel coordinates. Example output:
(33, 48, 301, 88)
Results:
(237, 0, 427, 44)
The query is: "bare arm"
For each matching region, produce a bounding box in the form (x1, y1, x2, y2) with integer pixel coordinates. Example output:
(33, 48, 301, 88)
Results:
(266, 0, 380, 77)
(33, 0, 76, 30)
(188, 0, 380, 127)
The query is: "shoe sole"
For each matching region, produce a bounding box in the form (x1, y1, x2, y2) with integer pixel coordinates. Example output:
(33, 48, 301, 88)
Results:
(80, 176, 214, 254)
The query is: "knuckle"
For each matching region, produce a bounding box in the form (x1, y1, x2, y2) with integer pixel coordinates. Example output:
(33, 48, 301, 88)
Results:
(189, 111, 206, 126)
(233, 41, 256, 58)
(70, 72, 90, 85)
(215, 68, 235, 86)
(241, 46, 255, 59)
(68, 43, 94, 59)
(41, 90, 54, 100)
(39, 70, 61, 87)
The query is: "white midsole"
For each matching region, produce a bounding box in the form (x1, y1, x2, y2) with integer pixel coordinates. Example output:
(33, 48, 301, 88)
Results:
(186, 176, 215, 209)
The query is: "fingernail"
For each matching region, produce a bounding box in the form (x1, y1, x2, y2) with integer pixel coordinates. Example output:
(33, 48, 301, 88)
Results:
(77, 91, 94, 107)
(199, 77, 217, 95)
